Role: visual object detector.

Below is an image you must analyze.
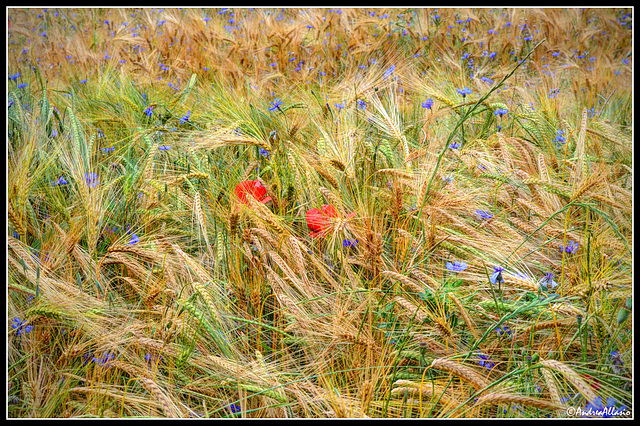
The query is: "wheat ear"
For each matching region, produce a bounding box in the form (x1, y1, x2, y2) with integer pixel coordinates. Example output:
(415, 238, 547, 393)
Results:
(430, 358, 489, 391)
(540, 359, 598, 403)
(474, 392, 563, 411)
(140, 377, 181, 418)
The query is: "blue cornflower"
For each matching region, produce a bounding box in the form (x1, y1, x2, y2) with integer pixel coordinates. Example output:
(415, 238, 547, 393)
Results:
(92, 352, 115, 366)
(342, 239, 358, 248)
(476, 209, 493, 219)
(334, 102, 345, 111)
(269, 98, 283, 112)
(259, 148, 270, 158)
(540, 272, 558, 290)
(383, 64, 396, 79)
(11, 318, 33, 336)
(443, 175, 454, 184)
(51, 176, 68, 187)
(145, 353, 163, 364)
(553, 129, 566, 148)
(587, 107, 597, 118)
(129, 234, 139, 245)
(477, 354, 495, 370)
(84, 172, 99, 188)
(357, 99, 366, 109)
(446, 260, 468, 272)
(494, 108, 508, 117)
(143, 105, 154, 117)
(180, 111, 191, 123)
(457, 87, 472, 97)
(548, 89, 560, 98)
(422, 98, 434, 109)
(158, 145, 171, 151)
(10, 72, 21, 80)
(449, 141, 461, 149)
(610, 350, 624, 374)
(559, 240, 579, 254)
(229, 404, 241, 414)
(495, 325, 511, 336)
(480, 76, 494, 85)
(490, 266, 505, 285)
(582, 397, 628, 418)
(18, 83, 28, 89)
(100, 146, 114, 153)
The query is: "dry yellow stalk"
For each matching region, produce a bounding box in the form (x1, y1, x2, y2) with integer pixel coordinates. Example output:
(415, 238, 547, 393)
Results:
(391, 380, 452, 404)
(247, 195, 287, 234)
(517, 197, 549, 219)
(570, 174, 600, 202)
(193, 191, 215, 260)
(107, 245, 161, 263)
(191, 281, 217, 317)
(8, 203, 26, 238)
(249, 227, 278, 249)
(504, 273, 539, 292)
(318, 186, 344, 215)
(430, 358, 489, 391)
(393, 297, 428, 323)
(268, 250, 306, 291)
(448, 293, 480, 341)
(287, 236, 309, 285)
(540, 359, 598, 403)
(473, 392, 563, 411)
(573, 108, 588, 185)
(410, 269, 441, 290)
(140, 377, 182, 418)
(541, 367, 563, 409)
(509, 216, 537, 235)
(240, 161, 259, 183)
(381, 270, 425, 294)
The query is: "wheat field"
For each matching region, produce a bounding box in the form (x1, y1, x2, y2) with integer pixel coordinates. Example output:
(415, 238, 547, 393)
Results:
(7, 7, 632, 418)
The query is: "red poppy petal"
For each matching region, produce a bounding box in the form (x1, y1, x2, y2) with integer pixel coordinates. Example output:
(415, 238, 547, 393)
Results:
(321, 204, 338, 218)
(306, 208, 325, 232)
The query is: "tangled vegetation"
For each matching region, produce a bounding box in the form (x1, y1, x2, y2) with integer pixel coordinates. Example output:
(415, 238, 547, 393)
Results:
(7, 7, 632, 418)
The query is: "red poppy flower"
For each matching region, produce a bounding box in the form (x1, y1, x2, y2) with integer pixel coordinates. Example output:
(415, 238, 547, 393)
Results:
(306, 204, 355, 238)
(235, 180, 272, 205)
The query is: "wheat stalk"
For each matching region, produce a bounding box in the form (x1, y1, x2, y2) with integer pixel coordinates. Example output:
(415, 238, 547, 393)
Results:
(448, 293, 480, 341)
(573, 108, 588, 186)
(381, 270, 425, 294)
(541, 367, 564, 409)
(430, 358, 489, 391)
(393, 297, 428, 323)
(540, 359, 598, 403)
(194, 191, 215, 260)
(473, 392, 563, 411)
(140, 377, 182, 418)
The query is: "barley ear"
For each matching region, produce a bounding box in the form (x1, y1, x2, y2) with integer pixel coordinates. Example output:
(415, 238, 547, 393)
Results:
(540, 359, 598, 403)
